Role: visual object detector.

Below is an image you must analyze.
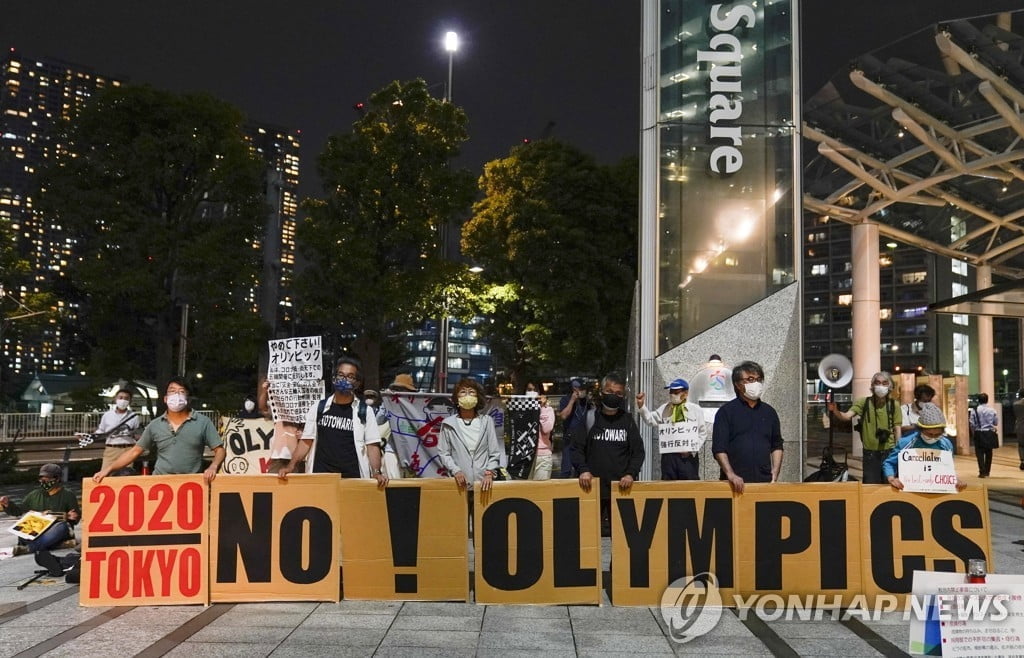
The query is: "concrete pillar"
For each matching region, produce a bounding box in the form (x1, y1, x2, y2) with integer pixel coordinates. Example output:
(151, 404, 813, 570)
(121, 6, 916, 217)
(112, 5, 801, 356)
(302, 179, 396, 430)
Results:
(977, 265, 997, 443)
(851, 222, 882, 457)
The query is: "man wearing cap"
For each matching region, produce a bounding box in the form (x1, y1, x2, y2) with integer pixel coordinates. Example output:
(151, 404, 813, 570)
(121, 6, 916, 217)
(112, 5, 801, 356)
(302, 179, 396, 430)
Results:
(558, 378, 591, 478)
(637, 378, 707, 480)
(0, 464, 80, 555)
(883, 402, 966, 491)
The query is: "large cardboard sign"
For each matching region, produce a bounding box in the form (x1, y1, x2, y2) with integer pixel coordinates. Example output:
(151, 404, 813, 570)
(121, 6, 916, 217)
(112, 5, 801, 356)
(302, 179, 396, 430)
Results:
(381, 393, 506, 477)
(860, 485, 992, 604)
(267, 335, 324, 423)
(611, 482, 736, 606)
(219, 417, 277, 474)
(209, 475, 340, 603)
(474, 480, 601, 605)
(735, 483, 862, 603)
(337, 479, 469, 601)
(81, 475, 208, 606)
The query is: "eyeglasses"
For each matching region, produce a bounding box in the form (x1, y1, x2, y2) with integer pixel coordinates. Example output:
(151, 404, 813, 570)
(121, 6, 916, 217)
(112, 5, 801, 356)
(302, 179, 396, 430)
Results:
(334, 373, 360, 382)
(458, 391, 476, 398)
(741, 377, 763, 384)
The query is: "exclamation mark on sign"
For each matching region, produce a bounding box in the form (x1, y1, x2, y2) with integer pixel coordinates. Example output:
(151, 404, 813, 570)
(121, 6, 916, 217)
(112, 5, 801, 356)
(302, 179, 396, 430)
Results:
(385, 487, 422, 593)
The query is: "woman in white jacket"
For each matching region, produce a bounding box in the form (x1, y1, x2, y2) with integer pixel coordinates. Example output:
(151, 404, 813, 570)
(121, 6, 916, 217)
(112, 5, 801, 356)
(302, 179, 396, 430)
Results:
(438, 377, 503, 491)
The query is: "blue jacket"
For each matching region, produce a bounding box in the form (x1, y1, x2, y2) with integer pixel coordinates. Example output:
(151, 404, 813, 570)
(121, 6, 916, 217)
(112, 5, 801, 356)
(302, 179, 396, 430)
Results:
(882, 431, 955, 479)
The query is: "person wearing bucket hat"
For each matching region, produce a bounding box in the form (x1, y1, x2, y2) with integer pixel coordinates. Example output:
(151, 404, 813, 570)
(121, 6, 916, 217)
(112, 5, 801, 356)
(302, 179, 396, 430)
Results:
(636, 378, 707, 480)
(0, 464, 80, 555)
(386, 373, 417, 392)
(883, 402, 965, 491)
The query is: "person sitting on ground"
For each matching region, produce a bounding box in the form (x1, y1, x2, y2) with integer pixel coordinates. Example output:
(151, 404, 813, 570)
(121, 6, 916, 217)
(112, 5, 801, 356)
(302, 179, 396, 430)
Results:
(883, 402, 966, 492)
(0, 464, 80, 555)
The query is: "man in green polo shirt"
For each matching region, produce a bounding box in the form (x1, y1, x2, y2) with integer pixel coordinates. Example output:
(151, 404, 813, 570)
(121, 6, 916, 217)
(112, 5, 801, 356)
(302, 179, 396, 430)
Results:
(93, 377, 225, 483)
(828, 371, 902, 484)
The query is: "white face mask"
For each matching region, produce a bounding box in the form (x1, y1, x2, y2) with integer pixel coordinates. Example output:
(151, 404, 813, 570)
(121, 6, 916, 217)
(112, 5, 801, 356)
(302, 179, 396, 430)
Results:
(669, 393, 684, 404)
(115, 398, 130, 411)
(525, 391, 538, 398)
(166, 393, 188, 413)
(244, 400, 255, 412)
(920, 434, 941, 445)
(873, 385, 890, 397)
(743, 381, 763, 401)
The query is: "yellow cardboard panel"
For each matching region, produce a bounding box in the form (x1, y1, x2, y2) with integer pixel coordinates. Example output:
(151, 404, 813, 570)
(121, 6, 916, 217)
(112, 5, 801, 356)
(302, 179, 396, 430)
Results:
(859, 484, 993, 607)
(611, 482, 736, 606)
(80, 475, 208, 607)
(735, 483, 862, 605)
(338, 479, 468, 601)
(474, 480, 600, 605)
(210, 474, 340, 603)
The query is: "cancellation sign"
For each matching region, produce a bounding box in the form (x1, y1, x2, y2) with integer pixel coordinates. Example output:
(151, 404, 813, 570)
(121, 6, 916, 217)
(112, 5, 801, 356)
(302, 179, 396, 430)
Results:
(80, 476, 209, 606)
(897, 448, 959, 494)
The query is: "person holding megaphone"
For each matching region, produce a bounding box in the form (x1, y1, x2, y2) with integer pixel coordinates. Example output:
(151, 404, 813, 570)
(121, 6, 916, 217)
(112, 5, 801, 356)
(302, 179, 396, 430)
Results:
(828, 371, 902, 484)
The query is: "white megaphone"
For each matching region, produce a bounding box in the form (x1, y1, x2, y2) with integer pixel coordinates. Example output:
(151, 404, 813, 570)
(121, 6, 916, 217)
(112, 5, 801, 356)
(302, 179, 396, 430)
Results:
(818, 353, 853, 390)
(818, 353, 853, 453)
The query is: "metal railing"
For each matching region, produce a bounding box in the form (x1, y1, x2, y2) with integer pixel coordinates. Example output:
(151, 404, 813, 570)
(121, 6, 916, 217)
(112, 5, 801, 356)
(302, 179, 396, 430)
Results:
(0, 410, 221, 440)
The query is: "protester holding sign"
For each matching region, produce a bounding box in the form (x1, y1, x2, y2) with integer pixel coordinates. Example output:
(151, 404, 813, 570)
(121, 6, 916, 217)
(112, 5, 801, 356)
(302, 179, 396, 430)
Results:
(437, 377, 503, 491)
(572, 372, 645, 535)
(637, 377, 706, 480)
(712, 361, 783, 493)
(883, 402, 966, 492)
(278, 357, 387, 487)
(94, 378, 225, 483)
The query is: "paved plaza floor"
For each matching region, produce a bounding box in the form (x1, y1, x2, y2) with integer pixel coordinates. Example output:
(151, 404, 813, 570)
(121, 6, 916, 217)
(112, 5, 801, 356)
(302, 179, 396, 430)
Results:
(0, 447, 1022, 657)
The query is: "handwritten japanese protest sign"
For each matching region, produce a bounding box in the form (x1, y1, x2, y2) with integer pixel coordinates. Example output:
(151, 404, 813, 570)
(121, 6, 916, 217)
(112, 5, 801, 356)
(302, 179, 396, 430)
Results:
(267, 335, 323, 424)
(657, 419, 704, 454)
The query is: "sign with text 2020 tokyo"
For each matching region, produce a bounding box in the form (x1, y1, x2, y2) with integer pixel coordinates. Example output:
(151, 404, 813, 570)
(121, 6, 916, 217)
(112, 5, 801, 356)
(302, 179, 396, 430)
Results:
(80, 479, 992, 606)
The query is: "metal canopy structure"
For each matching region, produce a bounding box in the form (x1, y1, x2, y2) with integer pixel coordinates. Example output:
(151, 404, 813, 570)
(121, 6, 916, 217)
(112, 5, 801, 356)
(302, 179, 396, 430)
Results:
(930, 278, 1024, 317)
(803, 10, 1024, 279)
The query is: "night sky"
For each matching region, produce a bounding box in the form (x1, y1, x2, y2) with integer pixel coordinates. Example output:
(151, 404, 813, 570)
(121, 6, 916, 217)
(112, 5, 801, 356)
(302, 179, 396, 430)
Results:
(3, 0, 1023, 200)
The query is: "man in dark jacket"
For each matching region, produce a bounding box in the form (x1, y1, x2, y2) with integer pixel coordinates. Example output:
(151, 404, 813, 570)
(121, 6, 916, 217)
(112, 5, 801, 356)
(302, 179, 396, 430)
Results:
(572, 372, 645, 535)
(712, 361, 784, 493)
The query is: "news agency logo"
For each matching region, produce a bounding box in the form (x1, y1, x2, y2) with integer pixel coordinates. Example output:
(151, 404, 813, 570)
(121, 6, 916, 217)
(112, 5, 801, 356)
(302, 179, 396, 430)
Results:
(659, 573, 1013, 643)
(659, 572, 724, 643)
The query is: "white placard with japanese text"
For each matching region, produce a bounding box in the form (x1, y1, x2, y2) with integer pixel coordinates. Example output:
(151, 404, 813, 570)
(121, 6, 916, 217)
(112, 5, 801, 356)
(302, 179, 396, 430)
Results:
(267, 335, 324, 424)
(657, 420, 704, 454)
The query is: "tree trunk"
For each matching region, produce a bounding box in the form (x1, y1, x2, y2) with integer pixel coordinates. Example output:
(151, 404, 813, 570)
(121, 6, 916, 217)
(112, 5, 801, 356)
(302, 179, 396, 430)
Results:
(350, 334, 382, 391)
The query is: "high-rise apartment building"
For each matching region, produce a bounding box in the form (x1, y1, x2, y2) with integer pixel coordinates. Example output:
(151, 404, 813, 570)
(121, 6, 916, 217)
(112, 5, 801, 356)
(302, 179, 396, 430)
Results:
(243, 122, 300, 333)
(0, 50, 299, 382)
(1, 51, 121, 376)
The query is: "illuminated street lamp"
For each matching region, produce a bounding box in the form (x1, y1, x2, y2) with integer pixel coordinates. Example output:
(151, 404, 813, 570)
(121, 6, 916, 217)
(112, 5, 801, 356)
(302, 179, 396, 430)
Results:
(444, 31, 459, 102)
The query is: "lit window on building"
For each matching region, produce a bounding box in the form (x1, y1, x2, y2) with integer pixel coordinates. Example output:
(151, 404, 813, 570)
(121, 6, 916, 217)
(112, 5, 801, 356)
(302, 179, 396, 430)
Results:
(900, 307, 927, 318)
(880, 308, 892, 320)
(953, 314, 969, 326)
(837, 294, 852, 306)
(810, 263, 827, 276)
(901, 271, 926, 284)
(808, 313, 826, 325)
(953, 332, 969, 375)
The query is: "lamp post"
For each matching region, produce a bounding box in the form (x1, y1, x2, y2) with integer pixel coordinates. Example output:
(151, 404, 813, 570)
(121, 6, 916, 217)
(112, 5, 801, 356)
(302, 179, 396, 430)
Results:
(434, 30, 459, 393)
(444, 31, 459, 102)
(887, 242, 898, 370)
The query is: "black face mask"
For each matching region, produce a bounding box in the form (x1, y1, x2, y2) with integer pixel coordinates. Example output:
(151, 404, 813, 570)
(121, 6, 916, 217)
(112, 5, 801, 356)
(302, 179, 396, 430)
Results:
(601, 392, 624, 410)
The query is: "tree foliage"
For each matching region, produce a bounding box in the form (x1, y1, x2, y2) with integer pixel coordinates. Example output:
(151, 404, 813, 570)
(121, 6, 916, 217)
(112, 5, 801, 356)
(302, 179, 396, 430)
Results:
(297, 79, 476, 388)
(462, 140, 638, 386)
(37, 85, 269, 405)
